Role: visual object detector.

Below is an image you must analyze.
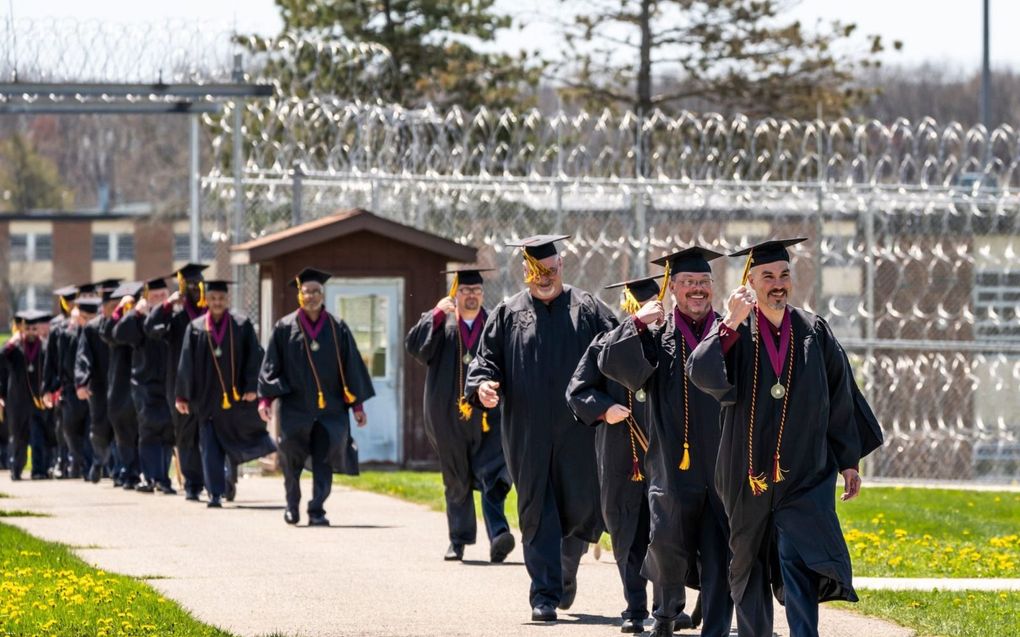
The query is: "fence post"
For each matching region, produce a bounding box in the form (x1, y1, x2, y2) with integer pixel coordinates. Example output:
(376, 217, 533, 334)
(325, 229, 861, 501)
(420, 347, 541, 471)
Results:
(231, 53, 246, 315)
(291, 161, 303, 227)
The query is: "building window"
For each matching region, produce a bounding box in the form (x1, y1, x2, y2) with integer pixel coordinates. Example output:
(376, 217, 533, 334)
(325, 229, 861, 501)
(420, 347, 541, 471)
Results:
(10, 234, 28, 261)
(116, 234, 134, 261)
(34, 234, 52, 261)
(174, 233, 216, 261)
(93, 234, 111, 260)
(974, 271, 1020, 341)
(33, 286, 52, 311)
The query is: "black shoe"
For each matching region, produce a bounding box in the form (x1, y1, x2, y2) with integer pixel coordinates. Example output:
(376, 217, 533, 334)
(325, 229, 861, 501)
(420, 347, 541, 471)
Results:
(673, 612, 693, 630)
(87, 466, 101, 483)
(444, 543, 465, 561)
(284, 509, 300, 525)
(689, 593, 702, 629)
(621, 618, 644, 633)
(135, 482, 155, 493)
(156, 483, 177, 495)
(185, 491, 201, 502)
(531, 604, 557, 622)
(11, 473, 21, 481)
(308, 514, 330, 527)
(224, 481, 236, 502)
(558, 579, 577, 610)
(489, 532, 515, 563)
(113, 477, 124, 487)
(122, 481, 137, 491)
(207, 495, 222, 508)
(651, 619, 673, 636)
(31, 474, 47, 480)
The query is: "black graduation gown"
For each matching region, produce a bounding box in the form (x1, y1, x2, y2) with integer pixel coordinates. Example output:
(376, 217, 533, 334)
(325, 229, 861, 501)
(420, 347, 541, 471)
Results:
(76, 316, 113, 450)
(45, 321, 89, 439)
(258, 310, 375, 475)
(0, 338, 50, 446)
(99, 316, 138, 431)
(687, 308, 876, 606)
(405, 309, 511, 506)
(598, 312, 726, 590)
(565, 331, 649, 567)
(144, 302, 205, 446)
(176, 312, 276, 463)
(111, 310, 174, 446)
(464, 285, 617, 544)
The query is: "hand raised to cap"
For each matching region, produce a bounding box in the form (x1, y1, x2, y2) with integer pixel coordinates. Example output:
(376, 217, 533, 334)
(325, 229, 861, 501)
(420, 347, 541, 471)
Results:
(435, 297, 457, 315)
(635, 299, 664, 326)
(723, 286, 755, 330)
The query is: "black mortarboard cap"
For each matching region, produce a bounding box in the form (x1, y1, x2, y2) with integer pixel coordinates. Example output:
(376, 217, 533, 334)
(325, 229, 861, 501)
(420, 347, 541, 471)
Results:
(204, 280, 233, 293)
(76, 282, 99, 296)
(288, 267, 333, 287)
(96, 278, 123, 289)
(110, 281, 143, 300)
(605, 275, 662, 304)
(505, 234, 570, 260)
(442, 267, 494, 287)
(53, 285, 78, 300)
(728, 238, 807, 267)
(175, 263, 209, 282)
(76, 298, 102, 314)
(145, 276, 168, 291)
(651, 246, 725, 274)
(16, 309, 52, 325)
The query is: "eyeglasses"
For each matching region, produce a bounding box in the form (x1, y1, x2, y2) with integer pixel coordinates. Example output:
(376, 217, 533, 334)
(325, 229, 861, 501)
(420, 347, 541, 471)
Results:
(457, 287, 484, 296)
(675, 278, 713, 289)
(301, 288, 323, 296)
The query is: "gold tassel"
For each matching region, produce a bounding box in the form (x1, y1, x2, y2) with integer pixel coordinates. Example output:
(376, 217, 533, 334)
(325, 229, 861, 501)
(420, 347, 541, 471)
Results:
(481, 411, 490, 433)
(296, 277, 304, 308)
(197, 281, 207, 308)
(343, 386, 356, 405)
(657, 261, 671, 301)
(458, 396, 473, 421)
(748, 471, 769, 496)
(630, 457, 644, 482)
(232, 386, 241, 402)
(221, 393, 231, 410)
(620, 287, 641, 314)
(59, 296, 71, 314)
(523, 252, 552, 284)
(773, 455, 788, 483)
(177, 272, 186, 294)
(678, 443, 691, 471)
(317, 391, 326, 410)
(740, 249, 755, 286)
(448, 273, 459, 298)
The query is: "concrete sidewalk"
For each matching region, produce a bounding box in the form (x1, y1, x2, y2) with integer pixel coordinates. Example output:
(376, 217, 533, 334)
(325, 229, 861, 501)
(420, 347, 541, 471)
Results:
(0, 474, 914, 637)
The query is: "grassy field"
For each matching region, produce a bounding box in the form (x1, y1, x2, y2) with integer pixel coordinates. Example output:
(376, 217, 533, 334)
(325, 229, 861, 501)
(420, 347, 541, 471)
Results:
(0, 522, 234, 637)
(842, 589, 1020, 637)
(337, 472, 1020, 578)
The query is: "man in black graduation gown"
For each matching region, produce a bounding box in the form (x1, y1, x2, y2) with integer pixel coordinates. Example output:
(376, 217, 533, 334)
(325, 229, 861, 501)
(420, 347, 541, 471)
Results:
(45, 287, 77, 478)
(44, 286, 98, 480)
(687, 238, 883, 637)
(145, 263, 208, 501)
(258, 267, 375, 527)
(100, 282, 143, 489)
(464, 235, 616, 622)
(176, 280, 276, 508)
(598, 248, 734, 636)
(1, 311, 53, 480)
(75, 281, 121, 483)
(111, 276, 176, 494)
(405, 267, 515, 563)
(566, 274, 661, 633)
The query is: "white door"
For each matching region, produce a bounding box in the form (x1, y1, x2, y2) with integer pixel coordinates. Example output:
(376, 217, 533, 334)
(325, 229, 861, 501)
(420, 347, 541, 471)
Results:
(325, 278, 403, 464)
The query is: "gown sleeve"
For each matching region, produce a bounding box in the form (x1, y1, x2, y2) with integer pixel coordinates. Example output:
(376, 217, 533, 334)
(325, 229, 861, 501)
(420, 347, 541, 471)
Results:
(464, 306, 505, 407)
(74, 327, 93, 388)
(687, 320, 740, 407)
(337, 318, 376, 406)
(240, 319, 263, 395)
(257, 322, 291, 400)
(175, 323, 196, 403)
(405, 310, 446, 365)
(597, 317, 657, 393)
(814, 316, 863, 472)
(566, 336, 618, 426)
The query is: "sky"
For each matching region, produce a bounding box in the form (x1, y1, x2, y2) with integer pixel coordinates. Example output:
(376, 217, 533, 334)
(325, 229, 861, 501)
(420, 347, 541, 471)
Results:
(3, 0, 1017, 73)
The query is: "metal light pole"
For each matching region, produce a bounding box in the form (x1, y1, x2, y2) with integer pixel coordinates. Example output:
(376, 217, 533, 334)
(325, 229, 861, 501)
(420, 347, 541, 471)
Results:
(981, 0, 991, 127)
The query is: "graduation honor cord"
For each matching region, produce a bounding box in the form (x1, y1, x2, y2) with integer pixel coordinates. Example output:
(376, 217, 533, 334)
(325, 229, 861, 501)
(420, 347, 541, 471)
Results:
(745, 317, 795, 496)
(624, 390, 649, 482)
(205, 313, 240, 409)
(454, 317, 490, 432)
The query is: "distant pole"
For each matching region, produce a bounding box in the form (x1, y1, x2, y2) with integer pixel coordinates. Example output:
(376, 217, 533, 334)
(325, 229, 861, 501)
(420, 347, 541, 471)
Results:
(981, 0, 991, 127)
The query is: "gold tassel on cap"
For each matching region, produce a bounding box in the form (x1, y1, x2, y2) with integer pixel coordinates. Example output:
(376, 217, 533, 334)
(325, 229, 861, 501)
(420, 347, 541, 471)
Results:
(59, 296, 71, 314)
(448, 273, 459, 298)
(458, 396, 473, 421)
(620, 286, 641, 314)
(317, 391, 326, 410)
(657, 261, 671, 301)
(481, 411, 490, 433)
(221, 393, 232, 410)
(177, 272, 186, 294)
(197, 281, 207, 308)
(523, 251, 552, 284)
(296, 277, 305, 308)
(740, 249, 754, 286)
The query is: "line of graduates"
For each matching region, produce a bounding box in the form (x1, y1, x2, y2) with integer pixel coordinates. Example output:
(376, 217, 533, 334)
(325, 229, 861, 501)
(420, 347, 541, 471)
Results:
(410, 235, 882, 637)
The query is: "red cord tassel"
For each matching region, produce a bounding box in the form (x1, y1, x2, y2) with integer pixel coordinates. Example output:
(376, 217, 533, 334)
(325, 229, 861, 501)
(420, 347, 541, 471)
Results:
(630, 457, 644, 482)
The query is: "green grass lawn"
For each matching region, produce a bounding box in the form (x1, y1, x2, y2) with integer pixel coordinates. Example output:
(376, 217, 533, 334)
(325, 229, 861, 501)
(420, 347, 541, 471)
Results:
(338, 472, 1020, 578)
(0, 523, 234, 637)
(840, 589, 1020, 637)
